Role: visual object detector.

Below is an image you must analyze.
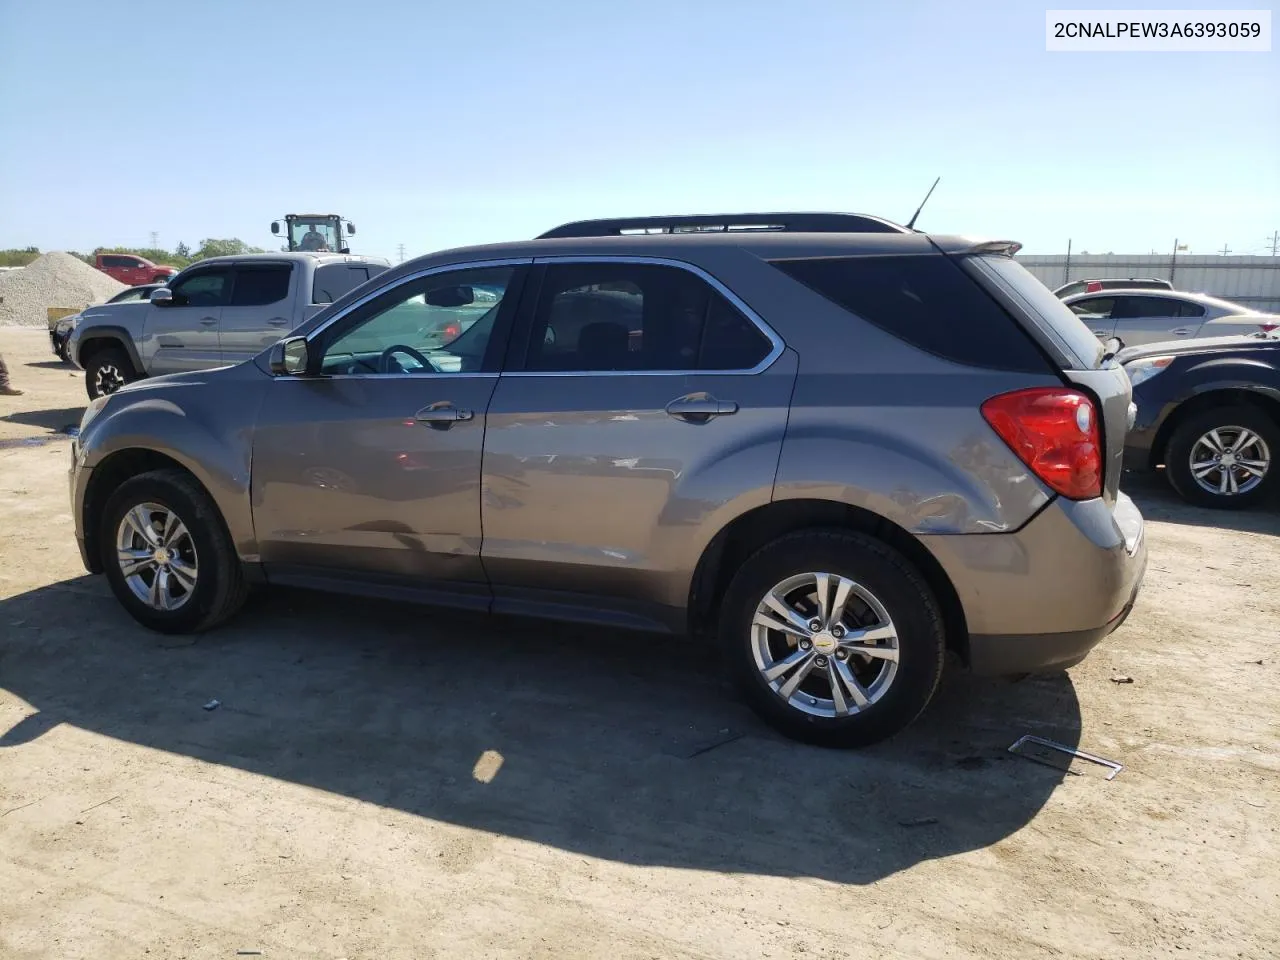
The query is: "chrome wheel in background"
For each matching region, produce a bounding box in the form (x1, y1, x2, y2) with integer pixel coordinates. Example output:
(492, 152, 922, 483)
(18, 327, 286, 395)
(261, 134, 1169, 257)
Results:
(1189, 426, 1271, 497)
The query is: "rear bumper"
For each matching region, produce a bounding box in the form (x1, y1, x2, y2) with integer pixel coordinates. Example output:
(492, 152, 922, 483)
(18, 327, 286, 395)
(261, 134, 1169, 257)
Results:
(921, 493, 1147, 675)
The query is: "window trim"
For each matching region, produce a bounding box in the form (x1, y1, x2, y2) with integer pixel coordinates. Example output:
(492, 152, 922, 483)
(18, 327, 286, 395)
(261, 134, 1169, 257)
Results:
(504, 256, 784, 378)
(301, 259, 531, 380)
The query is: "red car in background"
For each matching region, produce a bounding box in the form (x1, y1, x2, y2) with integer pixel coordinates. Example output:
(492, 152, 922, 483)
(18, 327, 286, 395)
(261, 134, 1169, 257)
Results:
(95, 253, 179, 286)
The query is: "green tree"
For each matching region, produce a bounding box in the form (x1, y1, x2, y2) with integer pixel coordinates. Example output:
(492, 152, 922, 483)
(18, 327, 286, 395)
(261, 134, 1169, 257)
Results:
(175, 241, 191, 259)
(0, 246, 41, 267)
(193, 238, 265, 261)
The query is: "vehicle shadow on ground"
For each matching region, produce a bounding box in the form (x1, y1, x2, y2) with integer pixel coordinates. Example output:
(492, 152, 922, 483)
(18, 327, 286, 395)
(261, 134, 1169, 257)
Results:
(24, 360, 76, 371)
(0, 577, 1082, 885)
(0, 406, 84, 433)
(1124, 472, 1280, 537)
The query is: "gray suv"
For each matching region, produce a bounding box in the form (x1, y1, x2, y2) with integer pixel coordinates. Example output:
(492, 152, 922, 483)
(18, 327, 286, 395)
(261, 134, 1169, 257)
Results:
(69, 213, 1147, 747)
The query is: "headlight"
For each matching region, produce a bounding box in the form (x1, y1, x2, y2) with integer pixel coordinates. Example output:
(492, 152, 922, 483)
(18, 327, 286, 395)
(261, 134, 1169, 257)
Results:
(1124, 356, 1174, 388)
(79, 395, 110, 432)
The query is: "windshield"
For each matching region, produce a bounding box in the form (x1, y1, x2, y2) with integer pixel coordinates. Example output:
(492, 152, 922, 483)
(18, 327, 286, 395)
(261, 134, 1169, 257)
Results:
(975, 256, 1105, 369)
(290, 219, 339, 252)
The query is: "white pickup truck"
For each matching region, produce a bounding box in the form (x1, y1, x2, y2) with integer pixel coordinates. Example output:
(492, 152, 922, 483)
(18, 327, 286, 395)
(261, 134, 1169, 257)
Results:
(68, 252, 391, 398)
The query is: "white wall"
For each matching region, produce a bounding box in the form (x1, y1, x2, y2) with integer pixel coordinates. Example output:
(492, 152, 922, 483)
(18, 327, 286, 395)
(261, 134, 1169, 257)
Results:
(1017, 255, 1280, 312)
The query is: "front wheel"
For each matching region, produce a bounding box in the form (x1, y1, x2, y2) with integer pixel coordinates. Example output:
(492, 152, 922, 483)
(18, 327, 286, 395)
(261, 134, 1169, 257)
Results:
(1164, 406, 1278, 509)
(84, 346, 137, 399)
(719, 530, 946, 748)
(100, 469, 248, 633)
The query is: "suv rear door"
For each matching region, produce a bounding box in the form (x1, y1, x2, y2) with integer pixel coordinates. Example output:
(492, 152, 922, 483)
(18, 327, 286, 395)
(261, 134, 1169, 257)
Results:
(1110, 295, 1201, 347)
(218, 262, 296, 366)
(479, 258, 795, 626)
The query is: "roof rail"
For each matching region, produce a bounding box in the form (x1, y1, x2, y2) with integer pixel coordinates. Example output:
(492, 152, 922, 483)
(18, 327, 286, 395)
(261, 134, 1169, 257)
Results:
(536, 212, 911, 239)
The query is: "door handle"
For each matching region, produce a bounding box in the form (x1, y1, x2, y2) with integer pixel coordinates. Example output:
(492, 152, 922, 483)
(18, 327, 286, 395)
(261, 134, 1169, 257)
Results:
(267, 317, 289, 327)
(199, 317, 218, 326)
(1170, 326, 1194, 336)
(665, 394, 739, 423)
(414, 402, 474, 427)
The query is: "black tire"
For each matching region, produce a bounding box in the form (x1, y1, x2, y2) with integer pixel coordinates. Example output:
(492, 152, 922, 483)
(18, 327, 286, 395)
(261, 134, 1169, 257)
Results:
(56, 337, 71, 363)
(100, 469, 248, 634)
(719, 529, 945, 748)
(84, 346, 137, 400)
(1164, 405, 1279, 510)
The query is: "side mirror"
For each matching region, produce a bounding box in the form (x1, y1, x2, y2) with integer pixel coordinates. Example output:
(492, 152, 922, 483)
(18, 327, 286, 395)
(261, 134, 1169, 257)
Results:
(346, 222, 356, 235)
(271, 221, 281, 235)
(269, 336, 310, 376)
(150, 288, 174, 307)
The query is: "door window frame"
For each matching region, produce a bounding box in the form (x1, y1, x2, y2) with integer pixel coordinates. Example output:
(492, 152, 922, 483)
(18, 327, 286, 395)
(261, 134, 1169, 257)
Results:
(168, 264, 235, 307)
(299, 259, 532, 379)
(503, 256, 784, 377)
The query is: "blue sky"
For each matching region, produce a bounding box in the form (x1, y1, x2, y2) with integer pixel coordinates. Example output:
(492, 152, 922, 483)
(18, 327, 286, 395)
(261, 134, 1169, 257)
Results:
(0, 0, 1275, 259)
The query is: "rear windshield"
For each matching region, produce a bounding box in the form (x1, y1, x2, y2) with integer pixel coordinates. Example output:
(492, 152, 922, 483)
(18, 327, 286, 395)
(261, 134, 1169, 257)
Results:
(971, 256, 1104, 369)
(312, 263, 389, 304)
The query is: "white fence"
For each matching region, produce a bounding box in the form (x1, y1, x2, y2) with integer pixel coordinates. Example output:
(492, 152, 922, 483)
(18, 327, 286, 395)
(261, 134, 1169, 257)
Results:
(1017, 254, 1280, 313)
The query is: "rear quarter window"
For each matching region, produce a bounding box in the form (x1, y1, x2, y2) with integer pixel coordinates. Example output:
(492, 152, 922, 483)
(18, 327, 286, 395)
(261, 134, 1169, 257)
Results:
(312, 263, 388, 304)
(770, 254, 1048, 373)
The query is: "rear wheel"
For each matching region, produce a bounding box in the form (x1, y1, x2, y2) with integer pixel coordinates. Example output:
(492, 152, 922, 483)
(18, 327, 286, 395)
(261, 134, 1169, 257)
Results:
(1165, 406, 1278, 509)
(84, 346, 138, 399)
(719, 530, 946, 748)
(100, 469, 248, 634)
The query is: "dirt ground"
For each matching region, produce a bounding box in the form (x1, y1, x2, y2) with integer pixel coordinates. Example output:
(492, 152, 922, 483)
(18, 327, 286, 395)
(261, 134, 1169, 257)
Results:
(1, 325, 1278, 960)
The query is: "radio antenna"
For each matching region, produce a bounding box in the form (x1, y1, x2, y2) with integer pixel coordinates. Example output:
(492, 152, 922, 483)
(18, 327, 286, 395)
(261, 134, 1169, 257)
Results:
(905, 177, 941, 230)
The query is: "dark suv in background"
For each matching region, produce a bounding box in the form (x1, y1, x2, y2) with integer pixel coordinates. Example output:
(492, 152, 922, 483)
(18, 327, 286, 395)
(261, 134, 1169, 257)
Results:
(69, 213, 1146, 747)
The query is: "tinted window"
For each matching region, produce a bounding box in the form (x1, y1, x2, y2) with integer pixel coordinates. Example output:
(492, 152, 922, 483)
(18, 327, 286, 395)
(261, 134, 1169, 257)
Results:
(523, 262, 768, 372)
(1113, 296, 1180, 320)
(1177, 300, 1206, 318)
(312, 264, 375, 304)
(970, 256, 1103, 369)
(170, 269, 232, 307)
(1069, 297, 1115, 319)
(772, 254, 1047, 372)
(231, 266, 291, 306)
(320, 266, 514, 376)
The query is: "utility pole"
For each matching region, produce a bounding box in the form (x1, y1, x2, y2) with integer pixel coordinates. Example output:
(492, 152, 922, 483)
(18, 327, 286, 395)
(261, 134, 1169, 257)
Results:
(149, 231, 159, 250)
(1268, 230, 1279, 256)
(396, 243, 406, 264)
(1063, 238, 1071, 284)
(1170, 238, 1188, 284)
(1218, 243, 1231, 256)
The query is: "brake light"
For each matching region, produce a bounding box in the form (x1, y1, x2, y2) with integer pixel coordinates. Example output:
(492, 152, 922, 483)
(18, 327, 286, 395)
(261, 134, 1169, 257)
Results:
(1086, 281, 1102, 292)
(443, 323, 461, 339)
(1261, 323, 1277, 333)
(981, 388, 1102, 500)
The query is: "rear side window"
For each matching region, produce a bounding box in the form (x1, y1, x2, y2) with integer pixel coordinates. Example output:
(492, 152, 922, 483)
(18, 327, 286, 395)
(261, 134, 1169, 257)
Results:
(313, 264, 382, 304)
(231, 266, 291, 306)
(1069, 297, 1115, 318)
(771, 254, 1047, 372)
(1177, 300, 1206, 319)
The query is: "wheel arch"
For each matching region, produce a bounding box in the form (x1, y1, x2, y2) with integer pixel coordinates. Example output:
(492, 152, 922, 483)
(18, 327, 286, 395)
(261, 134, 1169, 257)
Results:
(75, 326, 143, 373)
(1150, 386, 1280, 467)
(687, 498, 969, 664)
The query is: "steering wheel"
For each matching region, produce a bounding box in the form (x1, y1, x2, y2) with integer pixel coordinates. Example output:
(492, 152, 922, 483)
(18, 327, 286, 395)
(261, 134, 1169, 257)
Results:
(378, 344, 435, 374)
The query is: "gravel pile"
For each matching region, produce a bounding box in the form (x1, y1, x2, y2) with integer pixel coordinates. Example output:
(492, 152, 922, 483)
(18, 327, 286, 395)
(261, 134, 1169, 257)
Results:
(0, 252, 126, 327)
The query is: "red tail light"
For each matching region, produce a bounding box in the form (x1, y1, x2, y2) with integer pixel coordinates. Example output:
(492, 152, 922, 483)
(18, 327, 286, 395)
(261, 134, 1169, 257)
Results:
(1086, 281, 1103, 292)
(1261, 323, 1277, 333)
(443, 323, 461, 339)
(981, 388, 1102, 500)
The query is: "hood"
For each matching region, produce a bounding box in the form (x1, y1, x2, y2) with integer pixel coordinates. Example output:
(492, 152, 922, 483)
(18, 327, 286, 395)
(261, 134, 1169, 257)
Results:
(115, 366, 237, 396)
(1118, 334, 1280, 364)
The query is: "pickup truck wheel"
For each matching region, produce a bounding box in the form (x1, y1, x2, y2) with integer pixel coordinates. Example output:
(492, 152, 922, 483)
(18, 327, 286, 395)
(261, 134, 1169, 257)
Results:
(100, 469, 248, 634)
(84, 347, 137, 400)
(1165, 406, 1279, 509)
(719, 530, 945, 748)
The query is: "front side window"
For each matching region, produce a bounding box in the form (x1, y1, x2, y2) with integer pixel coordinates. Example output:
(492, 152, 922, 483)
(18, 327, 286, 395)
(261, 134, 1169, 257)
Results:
(522, 262, 770, 373)
(1069, 297, 1116, 319)
(170, 268, 232, 307)
(231, 265, 291, 306)
(319, 266, 514, 376)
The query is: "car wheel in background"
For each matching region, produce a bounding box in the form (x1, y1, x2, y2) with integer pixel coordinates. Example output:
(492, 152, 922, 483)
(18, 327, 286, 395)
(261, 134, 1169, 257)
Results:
(719, 529, 946, 748)
(56, 337, 71, 363)
(100, 469, 248, 634)
(1164, 406, 1279, 510)
(84, 347, 137, 400)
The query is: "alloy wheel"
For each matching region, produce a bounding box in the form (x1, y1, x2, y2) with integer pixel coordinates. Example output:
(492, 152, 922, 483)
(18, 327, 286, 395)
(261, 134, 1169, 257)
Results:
(750, 571, 899, 718)
(115, 502, 200, 611)
(1189, 426, 1271, 497)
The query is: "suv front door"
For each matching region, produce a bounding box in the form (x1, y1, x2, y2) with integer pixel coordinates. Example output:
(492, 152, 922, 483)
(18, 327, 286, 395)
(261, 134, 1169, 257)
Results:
(479, 258, 796, 628)
(218, 263, 296, 366)
(250, 262, 527, 599)
(143, 265, 231, 375)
